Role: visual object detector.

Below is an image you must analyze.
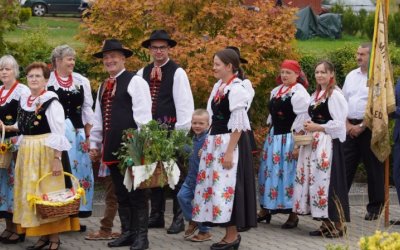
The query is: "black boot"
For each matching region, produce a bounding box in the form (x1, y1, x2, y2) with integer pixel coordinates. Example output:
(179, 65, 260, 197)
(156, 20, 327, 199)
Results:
(108, 207, 136, 247)
(130, 207, 149, 250)
(148, 187, 165, 228)
(166, 195, 184, 234)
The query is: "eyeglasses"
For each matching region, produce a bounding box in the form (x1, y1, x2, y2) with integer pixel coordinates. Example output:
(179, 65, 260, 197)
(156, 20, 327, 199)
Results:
(149, 46, 169, 52)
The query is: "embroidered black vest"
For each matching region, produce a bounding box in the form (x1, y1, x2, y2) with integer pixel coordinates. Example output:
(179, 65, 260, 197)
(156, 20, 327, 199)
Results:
(143, 60, 179, 129)
(47, 86, 84, 129)
(17, 98, 57, 135)
(308, 98, 333, 125)
(210, 91, 231, 135)
(269, 93, 296, 135)
(98, 71, 137, 163)
(0, 99, 19, 138)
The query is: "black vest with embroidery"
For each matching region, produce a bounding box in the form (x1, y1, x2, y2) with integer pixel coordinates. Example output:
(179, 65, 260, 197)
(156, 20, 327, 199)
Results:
(143, 60, 178, 129)
(98, 71, 137, 163)
(269, 93, 296, 135)
(0, 99, 19, 138)
(308, 98, 332, 124)
(210, 91, 231, 135)
(17, 98, 57, 135)
(47, 86, 84, 129)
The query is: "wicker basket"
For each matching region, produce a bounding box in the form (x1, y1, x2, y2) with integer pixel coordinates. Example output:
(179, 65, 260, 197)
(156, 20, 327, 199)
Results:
(137, 161, 168, 189)
(293, 132, 313, 146)
(34, 172, 81, 219)
(0, 126, 12, 169)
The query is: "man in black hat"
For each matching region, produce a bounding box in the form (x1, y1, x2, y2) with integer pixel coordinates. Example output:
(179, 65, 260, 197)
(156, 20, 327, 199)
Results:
(137, 29, 194, 234)
(90, 39, 153, 250)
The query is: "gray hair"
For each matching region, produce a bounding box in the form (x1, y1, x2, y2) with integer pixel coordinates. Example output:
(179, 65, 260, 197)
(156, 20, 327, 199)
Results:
(51, 44, 76, 68)
(0, 55, 20, 78)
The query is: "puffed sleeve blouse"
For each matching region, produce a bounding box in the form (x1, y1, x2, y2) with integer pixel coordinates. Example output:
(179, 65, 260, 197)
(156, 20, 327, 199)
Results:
(267, 83, 310, 132)
(206, 78, 251, 132)
(19, 91, 71, 151)
(310, 87, 348, 142)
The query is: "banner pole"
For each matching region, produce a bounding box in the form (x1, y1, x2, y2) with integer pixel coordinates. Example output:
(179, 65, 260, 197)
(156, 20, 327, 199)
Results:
(385, 157, 390, 227)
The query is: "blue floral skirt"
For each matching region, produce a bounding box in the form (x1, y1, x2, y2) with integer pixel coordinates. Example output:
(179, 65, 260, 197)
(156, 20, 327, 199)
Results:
(258, 127, 297, 213)
(65, 119, 93, 215)
(0, 159, 15, 218)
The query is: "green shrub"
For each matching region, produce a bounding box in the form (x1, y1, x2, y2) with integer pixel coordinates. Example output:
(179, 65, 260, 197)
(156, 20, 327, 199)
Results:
(342, 7, 360, 36)
(299, 54, 321, 92)
(389, 12, 400, 47)
(329, 3, 345, 14)
(363, 11, 375, 40)
(19, 7, 31, 24)
(327, 45, 358, 86)
(4, 25, 52, 78)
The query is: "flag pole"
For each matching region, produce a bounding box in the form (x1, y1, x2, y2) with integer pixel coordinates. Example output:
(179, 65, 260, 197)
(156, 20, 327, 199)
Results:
(384, 0, 390, 229)
(385, 157, 389, 227)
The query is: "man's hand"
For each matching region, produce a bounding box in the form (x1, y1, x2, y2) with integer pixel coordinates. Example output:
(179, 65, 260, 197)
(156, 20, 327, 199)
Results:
(89, 148, 100, 162)
(349, 124, 365, 138)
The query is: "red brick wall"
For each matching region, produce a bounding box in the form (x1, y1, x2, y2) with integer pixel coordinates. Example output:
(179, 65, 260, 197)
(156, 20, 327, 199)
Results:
(243, 0, 322, 14)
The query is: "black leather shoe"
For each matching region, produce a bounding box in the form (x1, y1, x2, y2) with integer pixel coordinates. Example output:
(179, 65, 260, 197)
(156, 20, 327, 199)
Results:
(364, 212, 379, 221)
(148, 213, 165, 228)
(26, 238, 49, 250)
(309, 226, 329, 237)
(281, 218, 299, 229)
(2, 232, 25, 244)
(80, 224, 87, 232)
(210, 235, 241, 250)
(237, 227, 250, 232)
(390, 219, 400, 225)
(166, 218, 184, 234)
(257, 213, 271, 223)
(108, 231, 136, 248)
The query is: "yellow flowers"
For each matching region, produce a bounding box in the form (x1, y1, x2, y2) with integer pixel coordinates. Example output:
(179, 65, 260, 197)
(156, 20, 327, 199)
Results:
(359, 231, 400, 250)
(0, 140, 15, 154)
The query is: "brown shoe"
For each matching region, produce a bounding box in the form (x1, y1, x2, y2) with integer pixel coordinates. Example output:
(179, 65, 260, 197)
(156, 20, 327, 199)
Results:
(191, 232, 212, 242)
(184, 221, 198, 239)
(111, 232, 121, 239)
(85, 230, 113, 240)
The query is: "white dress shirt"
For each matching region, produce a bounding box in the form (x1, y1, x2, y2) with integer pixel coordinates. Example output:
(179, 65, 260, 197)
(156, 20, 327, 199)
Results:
(137, 59, 194, 131)
(342, 67, 369, 119)
(90, 69, 152, 149)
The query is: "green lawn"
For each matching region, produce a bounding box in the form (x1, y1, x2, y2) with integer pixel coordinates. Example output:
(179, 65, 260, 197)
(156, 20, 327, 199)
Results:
(4, 16, 83, 48)
(295, 35, 366, 55)
(5, 17, 366, 55)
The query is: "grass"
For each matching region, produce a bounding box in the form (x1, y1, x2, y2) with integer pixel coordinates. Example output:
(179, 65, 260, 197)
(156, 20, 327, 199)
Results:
(4, 17, 368, 55)
(295, 34, 366, 55)
(4, 16, 83, 48)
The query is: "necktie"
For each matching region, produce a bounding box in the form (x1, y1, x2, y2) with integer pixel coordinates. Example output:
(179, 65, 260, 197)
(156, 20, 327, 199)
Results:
(150, 66, 162, 82)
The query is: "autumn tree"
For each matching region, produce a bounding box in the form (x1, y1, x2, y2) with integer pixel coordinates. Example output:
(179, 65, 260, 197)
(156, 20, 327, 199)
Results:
(78, 0, 298, 126)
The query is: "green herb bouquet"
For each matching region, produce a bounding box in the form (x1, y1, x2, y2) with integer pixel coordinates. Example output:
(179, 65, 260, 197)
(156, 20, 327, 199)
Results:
(118, 120, 192, 191)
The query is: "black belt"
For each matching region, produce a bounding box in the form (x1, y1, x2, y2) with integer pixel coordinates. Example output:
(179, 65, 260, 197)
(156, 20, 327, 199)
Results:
(348, 118, 363, 125)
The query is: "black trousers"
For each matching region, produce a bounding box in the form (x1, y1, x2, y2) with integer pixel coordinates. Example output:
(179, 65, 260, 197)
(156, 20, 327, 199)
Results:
(344, 127, 384, 214)
(109, 164, 148, 210)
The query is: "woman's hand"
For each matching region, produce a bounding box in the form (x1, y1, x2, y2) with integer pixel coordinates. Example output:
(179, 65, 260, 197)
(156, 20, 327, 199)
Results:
(292, 147, 300, 159)
(52, 158, 63, 176)
(303, 121, 323, 133)
(222, 150, 234, 170)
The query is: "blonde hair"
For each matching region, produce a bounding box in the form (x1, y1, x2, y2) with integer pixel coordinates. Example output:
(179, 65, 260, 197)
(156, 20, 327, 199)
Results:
(193, 109, 209, 117)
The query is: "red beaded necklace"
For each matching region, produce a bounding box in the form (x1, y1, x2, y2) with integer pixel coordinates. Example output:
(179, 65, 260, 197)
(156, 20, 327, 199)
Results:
(275, 82, 297, 99)
(27, 89, 47, 107)
(55, 70, 73, 88)
(0, 80, 18, 105)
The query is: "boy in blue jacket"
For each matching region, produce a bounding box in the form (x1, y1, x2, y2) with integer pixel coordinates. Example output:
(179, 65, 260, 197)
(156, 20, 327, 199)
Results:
(177, 109, 212, 242)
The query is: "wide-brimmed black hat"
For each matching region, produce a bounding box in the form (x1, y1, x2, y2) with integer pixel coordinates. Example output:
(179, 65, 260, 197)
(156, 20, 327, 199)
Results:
(226, 46, 248, 64)
(141, 30, 177, 48)
(93, 39, 133, 58)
